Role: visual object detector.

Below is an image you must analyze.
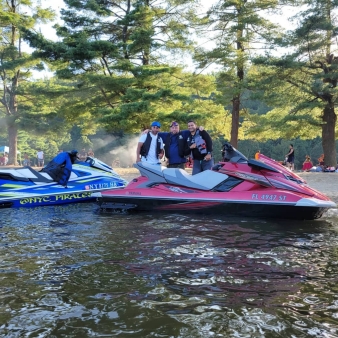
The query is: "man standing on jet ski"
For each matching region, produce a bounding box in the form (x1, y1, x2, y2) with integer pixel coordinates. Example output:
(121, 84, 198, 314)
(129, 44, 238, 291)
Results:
(141, 121, 205, 169)
(157, 121, 191, 169)
(187, 120, 214, 175)
(136, 121, 164, 165)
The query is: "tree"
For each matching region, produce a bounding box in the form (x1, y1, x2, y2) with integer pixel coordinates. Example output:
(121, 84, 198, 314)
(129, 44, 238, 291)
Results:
(252, 0, 338, 166)
(0, 0, 55, 164)
(23, 0, 207, 134)
(194, 0, 279, 147)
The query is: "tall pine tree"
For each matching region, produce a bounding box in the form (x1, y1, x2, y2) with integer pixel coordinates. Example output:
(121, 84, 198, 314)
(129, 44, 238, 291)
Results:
(195, 0, 279, 147)
(0, 0, 55, 164)
(253, 0, 338, 166)
(23, 0, 203, 133)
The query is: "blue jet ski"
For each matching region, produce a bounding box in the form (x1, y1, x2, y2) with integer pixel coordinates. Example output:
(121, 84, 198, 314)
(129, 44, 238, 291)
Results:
(0, 151, 127, 208)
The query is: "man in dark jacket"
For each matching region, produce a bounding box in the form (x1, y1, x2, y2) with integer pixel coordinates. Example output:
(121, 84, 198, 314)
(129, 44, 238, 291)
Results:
(158, 121, 190, 169)
(187, 120, 213, 175)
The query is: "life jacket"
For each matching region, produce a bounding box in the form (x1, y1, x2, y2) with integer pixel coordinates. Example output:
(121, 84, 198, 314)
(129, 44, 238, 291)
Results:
(164, 132, 189, 159)
(140, 132, 162, 159)
(41, 152, 73, 186)
(192, 130, 207, 155)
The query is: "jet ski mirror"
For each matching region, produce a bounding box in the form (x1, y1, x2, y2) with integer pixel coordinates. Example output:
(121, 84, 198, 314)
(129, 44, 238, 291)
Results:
(86, 157, 95, 165)
(221, 142, 248, 163)
(89, 158, 114, 173)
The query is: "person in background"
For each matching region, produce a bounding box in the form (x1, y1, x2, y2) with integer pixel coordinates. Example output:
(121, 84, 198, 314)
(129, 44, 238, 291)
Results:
(136, 121, 164, 165)
(4, 152, 8, 165)
(23, 153, 30, 166)
(113, 158, 120, 167)
(0, 153, 5, 166)
(302, 155, 313, 171)
(78, 148, 87, 161)
(318, 154, 325, 166)
(186, 120, 213, 175)
(36, 149, 44, 167)
(255, 150, 260, 160)
(87, 148, 95, 157)
(285, 144, 295, 171)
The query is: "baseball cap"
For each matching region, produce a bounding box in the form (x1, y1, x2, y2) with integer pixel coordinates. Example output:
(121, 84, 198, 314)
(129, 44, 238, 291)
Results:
(151, 121, 161, 128)
(170, 121, 179, 127)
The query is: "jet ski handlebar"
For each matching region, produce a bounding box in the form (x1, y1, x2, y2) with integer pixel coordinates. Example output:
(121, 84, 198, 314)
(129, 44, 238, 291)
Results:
(221, 142, 248, 163)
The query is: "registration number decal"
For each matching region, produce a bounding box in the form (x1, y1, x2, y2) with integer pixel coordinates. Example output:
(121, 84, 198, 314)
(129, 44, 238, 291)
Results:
(252, 194, 286, 201)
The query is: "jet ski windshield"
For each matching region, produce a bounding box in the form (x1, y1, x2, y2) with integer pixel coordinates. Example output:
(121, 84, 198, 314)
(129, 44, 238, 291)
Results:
(85, 157, 114, 173)
(222, 142, 248, 163)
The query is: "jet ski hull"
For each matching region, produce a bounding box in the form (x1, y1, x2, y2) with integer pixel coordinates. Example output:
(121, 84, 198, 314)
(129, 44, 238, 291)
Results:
(0, 159, 127, 208)
(97, 189, 332, 220)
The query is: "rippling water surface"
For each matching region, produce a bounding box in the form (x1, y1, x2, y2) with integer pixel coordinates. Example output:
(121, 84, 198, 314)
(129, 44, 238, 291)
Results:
(1, 204, 338, 337)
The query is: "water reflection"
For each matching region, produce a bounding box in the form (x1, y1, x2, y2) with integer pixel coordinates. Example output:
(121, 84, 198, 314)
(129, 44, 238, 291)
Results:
(0, 205, 338, 337)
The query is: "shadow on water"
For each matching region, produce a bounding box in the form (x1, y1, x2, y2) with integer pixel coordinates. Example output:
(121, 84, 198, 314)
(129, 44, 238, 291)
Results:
(0, 205, 338, 337)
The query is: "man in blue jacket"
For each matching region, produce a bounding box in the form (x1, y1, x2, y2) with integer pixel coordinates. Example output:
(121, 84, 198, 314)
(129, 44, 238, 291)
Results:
(158, 121, 190, 169)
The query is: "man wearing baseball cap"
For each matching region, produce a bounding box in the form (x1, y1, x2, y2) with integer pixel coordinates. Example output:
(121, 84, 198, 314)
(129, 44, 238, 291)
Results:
(157, 121, 190, 169)
(136, 121, 164, 164)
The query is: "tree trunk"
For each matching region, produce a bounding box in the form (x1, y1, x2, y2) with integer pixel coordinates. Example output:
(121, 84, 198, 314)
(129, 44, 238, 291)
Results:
(7, 117, 18, 165)
(230, 20, 244, 149)
(321, 102, 337, 167)
(230, 96, 240, 148)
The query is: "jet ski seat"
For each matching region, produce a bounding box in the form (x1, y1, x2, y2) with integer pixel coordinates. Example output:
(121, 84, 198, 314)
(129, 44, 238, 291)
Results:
(134, 162, 167, 183)
(0, 167, 53, 183)
(135, 162, 228, 190)
(163, 168, 228, 191)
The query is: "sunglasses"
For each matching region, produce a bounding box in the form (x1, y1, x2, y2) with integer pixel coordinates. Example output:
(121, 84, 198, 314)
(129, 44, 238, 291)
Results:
(170, 122, 179, 127)
(152, 126, 160, 129)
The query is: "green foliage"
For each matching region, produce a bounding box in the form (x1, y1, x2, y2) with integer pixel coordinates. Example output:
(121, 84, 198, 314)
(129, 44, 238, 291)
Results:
(195, 0, 281, 146)
(251, 0, 338, 165)
(0, 0, 56, 163)
(23, 0, 209, 138)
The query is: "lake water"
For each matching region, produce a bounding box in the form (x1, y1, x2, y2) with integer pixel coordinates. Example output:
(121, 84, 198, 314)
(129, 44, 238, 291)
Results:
(1, 204, 338, 337)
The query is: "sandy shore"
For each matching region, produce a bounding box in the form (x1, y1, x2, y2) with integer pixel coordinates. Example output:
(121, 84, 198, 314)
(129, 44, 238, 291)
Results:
(297, 172, 338, 203)
(114, 168, 338, 203)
